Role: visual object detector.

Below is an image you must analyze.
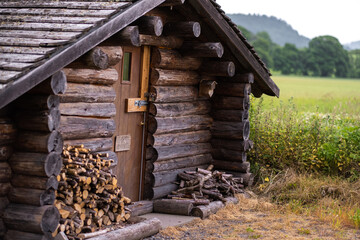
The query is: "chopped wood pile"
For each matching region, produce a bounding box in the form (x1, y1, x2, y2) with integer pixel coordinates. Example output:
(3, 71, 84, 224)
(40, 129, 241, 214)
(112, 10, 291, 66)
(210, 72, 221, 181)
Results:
(54, 145, 131, 239)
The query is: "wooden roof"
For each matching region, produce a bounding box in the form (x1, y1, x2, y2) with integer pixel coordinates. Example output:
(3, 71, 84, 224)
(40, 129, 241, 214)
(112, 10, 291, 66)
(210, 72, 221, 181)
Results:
(0, 0, 279, 109)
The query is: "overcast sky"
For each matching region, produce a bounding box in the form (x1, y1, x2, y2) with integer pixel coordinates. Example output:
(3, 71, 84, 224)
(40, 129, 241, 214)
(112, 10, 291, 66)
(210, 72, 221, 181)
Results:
(216, 0, 359, 44)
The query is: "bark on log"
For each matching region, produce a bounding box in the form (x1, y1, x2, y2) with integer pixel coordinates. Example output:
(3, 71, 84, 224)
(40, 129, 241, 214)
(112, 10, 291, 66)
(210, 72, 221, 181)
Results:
(64, 138, 113, 152)
(13, 94, 60, 110)
(16, 131, 63, 153)
(152, 154, 212, 172)
(3, 204, 60, 233)
(211, 121, 250, 140)
(211, 95, 250, 110)
(211, 109, 249, 121)
(63, 68, 118, 85)
(134, 16, 163, 36)
(8, 188, 55, 206)
(225, 172, 254, 187)
(211, 139, 253, 152)
(151, 48, 202, 70)
(0, 145, 13, 162)
(80, 46, 123, 69)
(11, 175, 58, 190)
(14, 108, 60, 132)
(153, 143, 212, 161)
(215, 83, 251, 97)
(59, 116, 115, 140)
(150, 68, 200, 86)
(153, 165, 207, 187)
(152, 183, 178, 199)
(0, 182, 10, 197)
(59, 83, 116, 103)
(0, 122, 17, 145)
(190, 200, 224, 219)
(181, 42, 223, 58)
(4, 230, 52, 240)
(0, 197, 9, 213)
(127, 201, 153, 217)
(163, 21, 201, 38)
(9, 152, 62, 177)
(213, 160, 250, 173)
(59, 102, 116, 117)
(227, 73, 254, 83)
(0, 162, 11, 183)
(148, 115, 212, 134)
(139, 35, 183, 48)
(199, 61, 235, 77)
(149, 85, 198, 103)
(212, 148, 247, 162)
(115, 26, 140, 47)
(30, 71, 67, 95)
(153, 199, 193, 215)
(87, 218, 161, 240)
(148, 130, 211, 147)
(149, 101, 210, 117)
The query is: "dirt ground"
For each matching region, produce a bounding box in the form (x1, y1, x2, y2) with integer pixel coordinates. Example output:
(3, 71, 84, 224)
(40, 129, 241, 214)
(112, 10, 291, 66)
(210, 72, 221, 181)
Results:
(145, 194, 360, 240)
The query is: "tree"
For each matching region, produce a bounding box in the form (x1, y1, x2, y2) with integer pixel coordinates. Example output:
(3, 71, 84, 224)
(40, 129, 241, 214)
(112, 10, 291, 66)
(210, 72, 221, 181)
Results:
(273, 43, 303, 75)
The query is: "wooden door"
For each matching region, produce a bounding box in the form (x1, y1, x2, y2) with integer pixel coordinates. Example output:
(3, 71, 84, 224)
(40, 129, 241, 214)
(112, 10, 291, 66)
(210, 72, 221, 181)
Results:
(113, 46, 149, 201)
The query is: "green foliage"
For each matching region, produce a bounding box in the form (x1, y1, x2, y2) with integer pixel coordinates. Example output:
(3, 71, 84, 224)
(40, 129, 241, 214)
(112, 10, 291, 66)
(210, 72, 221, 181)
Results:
(349, 49, 360, 78)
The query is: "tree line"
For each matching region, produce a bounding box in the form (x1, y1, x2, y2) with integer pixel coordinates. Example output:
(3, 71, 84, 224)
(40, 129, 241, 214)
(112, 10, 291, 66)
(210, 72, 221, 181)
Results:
(238, 26, 360, 78)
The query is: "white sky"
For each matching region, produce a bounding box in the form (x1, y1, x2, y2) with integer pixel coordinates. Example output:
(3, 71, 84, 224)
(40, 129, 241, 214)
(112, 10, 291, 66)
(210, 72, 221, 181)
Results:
(215, 0, 360, 44)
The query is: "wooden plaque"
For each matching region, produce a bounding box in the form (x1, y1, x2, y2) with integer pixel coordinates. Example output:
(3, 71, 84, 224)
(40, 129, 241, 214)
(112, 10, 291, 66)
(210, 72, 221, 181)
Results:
(115, 135, 131, 152)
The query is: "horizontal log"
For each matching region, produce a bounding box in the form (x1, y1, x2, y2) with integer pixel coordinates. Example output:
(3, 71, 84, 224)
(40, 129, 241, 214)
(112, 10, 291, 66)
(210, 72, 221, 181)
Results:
(199, 61, 235, 77)
(115, 26, 140, 47)
(63, 67, 118, 85)
(227, 73, 254, 83)
(139, 34, 183, 48)
(3, 204, 60, 234)
(0, 122, 16, 145)
(215, 83, 251, 97)
(163, 21, 201, 38)
(212, 160, 250, 173)
(14, 108, 60, 132)
(152, 154, 212, 172)
(64, 138, 113, 152)
(59, 116, 115, 140)
(149, 85, 198, 103)
(134, 16, 163, 36)
(153, 199, 193, 215)
(212, 95, 250, 110)
(13, 94, 60, 110)
(0, 162, 11, 183)
(29, 70, 67, 95)
(190, 201, 224, 219)
(211, 121, 250, 140)
(212, 148, 247, 162)
(148, 130, 211, 147)
(181, 42, 223, 58)
(127, 201, 153, 217)
(154, 143, 212, 161)
(151, 48, 202, 70)
(11, 175, 58, 190)
(9, 152, 62, 177)
(153, 183, 178, 199)
(0, 182, 11, 197)
(211, 109, 249, 121)
(0, 145, 13, 162)
(150, 68, 200, 86)
(8, 188, 55, 206)
(225, 172, 254, 187)
(59, 83, 116, 103)
(79, 46, 123, 69)
(59, 102, 116, 117)
(148, 115, 212, 134)
(153, 165, 207, 187)
(0, 197, 9, 213)
(4, 230, 52, 240)
(16, 131, 63, 153)
(211, 139, 253, 152)
(149, 101, 210, 117)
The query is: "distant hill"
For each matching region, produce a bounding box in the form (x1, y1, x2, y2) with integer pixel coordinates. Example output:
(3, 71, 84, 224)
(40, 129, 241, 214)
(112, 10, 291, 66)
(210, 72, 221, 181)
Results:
(227, 13, 310, 48)
(344, 41, 360, 50)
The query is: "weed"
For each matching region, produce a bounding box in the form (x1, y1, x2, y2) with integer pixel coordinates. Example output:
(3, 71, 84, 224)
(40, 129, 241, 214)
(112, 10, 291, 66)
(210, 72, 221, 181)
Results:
(298, 228, 311, 235)
(246, 227, 254, 233)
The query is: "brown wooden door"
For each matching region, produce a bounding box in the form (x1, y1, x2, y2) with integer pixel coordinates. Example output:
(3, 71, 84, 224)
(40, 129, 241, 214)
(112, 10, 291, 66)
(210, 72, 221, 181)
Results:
(113, 46, 147, 201)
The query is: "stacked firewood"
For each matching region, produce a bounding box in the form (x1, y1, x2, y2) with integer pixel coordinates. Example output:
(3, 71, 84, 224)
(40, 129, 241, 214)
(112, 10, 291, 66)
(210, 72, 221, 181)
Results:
(54, 145, 131, 239)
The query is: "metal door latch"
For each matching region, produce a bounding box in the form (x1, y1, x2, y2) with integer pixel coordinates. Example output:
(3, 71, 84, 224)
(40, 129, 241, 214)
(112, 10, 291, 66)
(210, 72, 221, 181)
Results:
(134, 100, 148, 107)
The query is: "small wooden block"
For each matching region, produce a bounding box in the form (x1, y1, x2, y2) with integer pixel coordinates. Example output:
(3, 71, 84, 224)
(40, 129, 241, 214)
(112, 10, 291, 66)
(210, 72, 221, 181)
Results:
(115, 135, 131, 152)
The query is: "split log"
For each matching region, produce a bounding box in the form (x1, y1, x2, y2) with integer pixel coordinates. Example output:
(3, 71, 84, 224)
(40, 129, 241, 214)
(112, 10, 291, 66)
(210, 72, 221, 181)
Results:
(127, 201, 153, 217)
(3, 204, 60, 233)
(215, 83, 251, 97)
(152, 154, 212, 172)
(0, 122, 16, 145)
(9, 152, 62, 177)
(4, 230, 52, 240)
(115, 26, 140, 47)
(149, 85, 198, 103)
(148, 115, 212, 134)
(213, 160, 250, 173)
(0, 197, 9, 212)
(86, 218, 161, 240)
(0, 145, 13, 162)
(199, 61, 235, 77)
(149, 101, 210, 117)
(0, 162, 11, 183)
(160, 0, 185, 6)
(14, 108, 61, 132)
(13, 94, 60, 110)
(225, 172, 254, 187)
(163, 21, 201, 38)
(11, 175, 58, 190)
(211, 95, 250, 110)
(190, 201, 224, 219)
(16, 131, 63, 153)
(134, 16, 163, 36)
(139, 35, 183, 48)
(199, 80, 217, 98)
(153, 143, 212, 161)
(59, 116, 115, 140)
(211, 121, 250, 140)
(151, 48, 202, 70)
(211, 109, 249, 121)
(64, 138, 113, 152)
(8, 188, 55, 206)
(153, 199, 193, 215)
(30, 71, 67, 95)
(212, 149, 247, 162)
(63, 68, 118, 85)
(148, 130, 211, 147)
(150, 68, 200, 86)
(228, 73, 254, 83)
(0, 182, 10, 197)
(59, 102, 116, 117)
(80, 46, 123, 69)
(181, 42, 223, 58)
(59, 83, 116, 103)
(153, 165, 207, 187)
(211, 139, 253, 152)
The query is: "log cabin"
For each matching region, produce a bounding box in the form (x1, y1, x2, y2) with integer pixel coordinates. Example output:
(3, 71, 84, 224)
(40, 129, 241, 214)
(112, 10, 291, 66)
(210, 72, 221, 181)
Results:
(0, 0, 279, 238)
